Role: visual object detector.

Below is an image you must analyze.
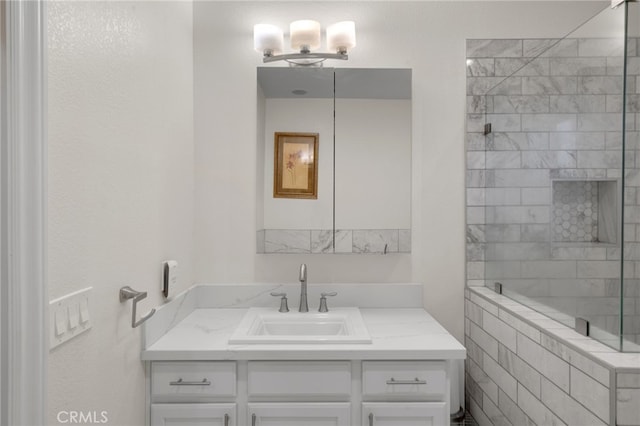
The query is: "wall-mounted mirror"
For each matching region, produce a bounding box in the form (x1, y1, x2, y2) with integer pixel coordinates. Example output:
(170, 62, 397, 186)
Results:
(256, 67, 412, 254)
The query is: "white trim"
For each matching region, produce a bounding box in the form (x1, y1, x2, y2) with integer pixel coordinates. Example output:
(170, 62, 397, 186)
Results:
(1, 1, 47, 425)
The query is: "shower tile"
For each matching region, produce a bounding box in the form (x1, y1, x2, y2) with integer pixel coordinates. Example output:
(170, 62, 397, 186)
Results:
(521, 261, 577, 279)
(482, 390, 510, 424)
(467, 77, 522, 95)
(483, 355, 518, 399)
(577, 260, 624, 278)
(498, 346, 542, 397)
(517, 383, 565, 425)
(467, 188, 486, 206)
(617, 388, 640, 426)
(467, 152, 486, 169)
(617, 372, 640, 388)
(522, 113, 577, 132)
(577, 150, 622, 168)
(578, 37, 626, 57)
(541, 378, 607, 426)
(497, 389, 532, 426)
(486, 151, 522, 169)
(493, 169, 550, 187)
(539, 334, 611, 386)
(517, 333, 571, 393)
(467, 39, 523, 58)
(490, 132, 549, 151)
(549, 95, 606, 113)
(523, 38, 578, 58)
(483, 310, 517, 352)
(520, 224, 550, 242)
(467, 207, 485, 225)
(551, 247, 607, 260)
(522, 151, 577, 169)
(570, 368, 610, 421)
(484, 224, 520, 242)
(578, 76, 624, 95)
(549, 57, 607, 76)
(521, 188, 550, 205)
(551, 180, 599, 242)
(485, 261, 522, 279)
(485, 114, 522, 132)
(467, 113, 485, 132)
(577, 113, 624, 132)
(492, 95, 549, 113)
(486, 243, 549, 261)
(550, 168, 607, 179)
(467, 224, 486, 243)
(523, 76, 578, 95)
(466, 299, 484, 326)
(467, 357, 499, 404)
(487, 206, 549, 224)
(549, 132, 605, 150)
(467, 58, 495, 77)
(495, 57, 549, 77)
(467, 170, 486, 187)
(485, 188, 521, 205)
(498, 309, 542, 343)
(467, 95, 491, 114)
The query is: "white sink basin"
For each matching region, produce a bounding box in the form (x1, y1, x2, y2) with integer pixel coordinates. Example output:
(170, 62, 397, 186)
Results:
(228, 307, 372, 344)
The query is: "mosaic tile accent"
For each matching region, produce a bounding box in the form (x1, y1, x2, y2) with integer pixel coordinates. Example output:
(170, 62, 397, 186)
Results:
(552, 180, 599, 242)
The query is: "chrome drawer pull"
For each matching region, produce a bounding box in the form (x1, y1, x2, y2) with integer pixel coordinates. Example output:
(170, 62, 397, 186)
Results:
(368, 413, 374, 426)
(386, 377, 426, 385)
(224, 413, 229, 426)
(169, 378, 211, 386)
(252, 413, 257, 426)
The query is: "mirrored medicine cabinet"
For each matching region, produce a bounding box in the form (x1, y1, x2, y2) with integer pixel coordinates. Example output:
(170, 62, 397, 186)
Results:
(256, 67, 412, 254)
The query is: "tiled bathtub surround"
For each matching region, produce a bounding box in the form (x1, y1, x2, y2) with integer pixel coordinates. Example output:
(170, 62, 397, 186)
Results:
(465, 286, 640, 426)
(465, 37, 640, 345)
(257, 229, 411, 254)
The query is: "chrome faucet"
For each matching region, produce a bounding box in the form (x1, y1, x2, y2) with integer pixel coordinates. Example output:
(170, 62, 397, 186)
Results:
(298, 263, 308, 312)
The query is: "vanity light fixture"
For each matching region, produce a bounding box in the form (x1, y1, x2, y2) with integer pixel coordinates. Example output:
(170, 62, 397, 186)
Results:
(253, 20, 356, 66)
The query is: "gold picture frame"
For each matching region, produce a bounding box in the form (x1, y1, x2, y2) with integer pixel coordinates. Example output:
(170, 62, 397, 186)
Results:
(273, 132, 318, 199)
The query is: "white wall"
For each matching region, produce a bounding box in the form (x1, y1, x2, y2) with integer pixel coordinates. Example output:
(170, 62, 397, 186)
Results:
(194, 1, 606, 343)
(47, 1, 194, 425)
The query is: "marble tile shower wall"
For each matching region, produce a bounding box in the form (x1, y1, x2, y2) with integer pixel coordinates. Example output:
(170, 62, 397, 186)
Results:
(465, 38, 640, 343)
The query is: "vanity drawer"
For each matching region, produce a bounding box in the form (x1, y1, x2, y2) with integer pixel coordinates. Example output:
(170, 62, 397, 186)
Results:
(248, 361, 351, 399)
(362, 361, 446, 400)
(151, 361, 236, 402)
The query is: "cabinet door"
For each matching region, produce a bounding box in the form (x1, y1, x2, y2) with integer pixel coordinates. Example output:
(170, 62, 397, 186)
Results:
(248, 403, 350, 426)
(362, 402, 448, 426)
(151, 403, 236, 426)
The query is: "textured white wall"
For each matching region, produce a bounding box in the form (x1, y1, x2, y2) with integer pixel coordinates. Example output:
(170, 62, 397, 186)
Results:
(194, 1, 606, 343)
(47, 1, 194, 424)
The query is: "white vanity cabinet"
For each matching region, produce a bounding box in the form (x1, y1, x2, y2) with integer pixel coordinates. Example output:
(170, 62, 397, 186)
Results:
(148, 360, 451, 426)
(150, 361, 237, 425)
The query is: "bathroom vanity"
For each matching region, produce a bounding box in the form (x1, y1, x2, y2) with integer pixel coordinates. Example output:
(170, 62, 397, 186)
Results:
(141, 284, 466, 426)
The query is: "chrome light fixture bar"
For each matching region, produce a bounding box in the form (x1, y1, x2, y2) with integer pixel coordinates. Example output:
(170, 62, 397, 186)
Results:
(254, 20, 356, 66)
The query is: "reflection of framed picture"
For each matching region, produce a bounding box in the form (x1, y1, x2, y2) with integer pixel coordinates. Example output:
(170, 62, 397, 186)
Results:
(273, 132, 318, 199)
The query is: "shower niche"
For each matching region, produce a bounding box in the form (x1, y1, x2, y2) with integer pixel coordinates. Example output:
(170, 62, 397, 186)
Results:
(551, 180, 618, 244)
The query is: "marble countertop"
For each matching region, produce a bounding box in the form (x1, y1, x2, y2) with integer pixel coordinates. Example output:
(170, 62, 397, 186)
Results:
(142, 307, 466, 361)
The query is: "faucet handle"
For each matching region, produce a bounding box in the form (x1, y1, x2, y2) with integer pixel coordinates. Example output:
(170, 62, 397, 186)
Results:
(270, 292, 289, 313)
(319, 292, 337, 313)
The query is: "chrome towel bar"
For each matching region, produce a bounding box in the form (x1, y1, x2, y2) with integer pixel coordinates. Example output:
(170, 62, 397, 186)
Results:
(119, 286, 156, 328)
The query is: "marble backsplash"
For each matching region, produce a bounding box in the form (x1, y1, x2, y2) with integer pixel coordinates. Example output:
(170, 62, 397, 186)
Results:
(257, 229, 411, 254)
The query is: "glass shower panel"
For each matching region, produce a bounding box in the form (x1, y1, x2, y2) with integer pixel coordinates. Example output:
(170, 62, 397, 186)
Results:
(481, 4, 627, 350)
(624, 1, 640, 352)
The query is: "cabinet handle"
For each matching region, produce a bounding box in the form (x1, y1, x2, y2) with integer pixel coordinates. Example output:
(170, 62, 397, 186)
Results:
(168, 378, 211, 386)
(386, 377, 426, 385)
(252, 413, 256, 426)
(224, 413, 229, 426)
(368, 413, 374, 426)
